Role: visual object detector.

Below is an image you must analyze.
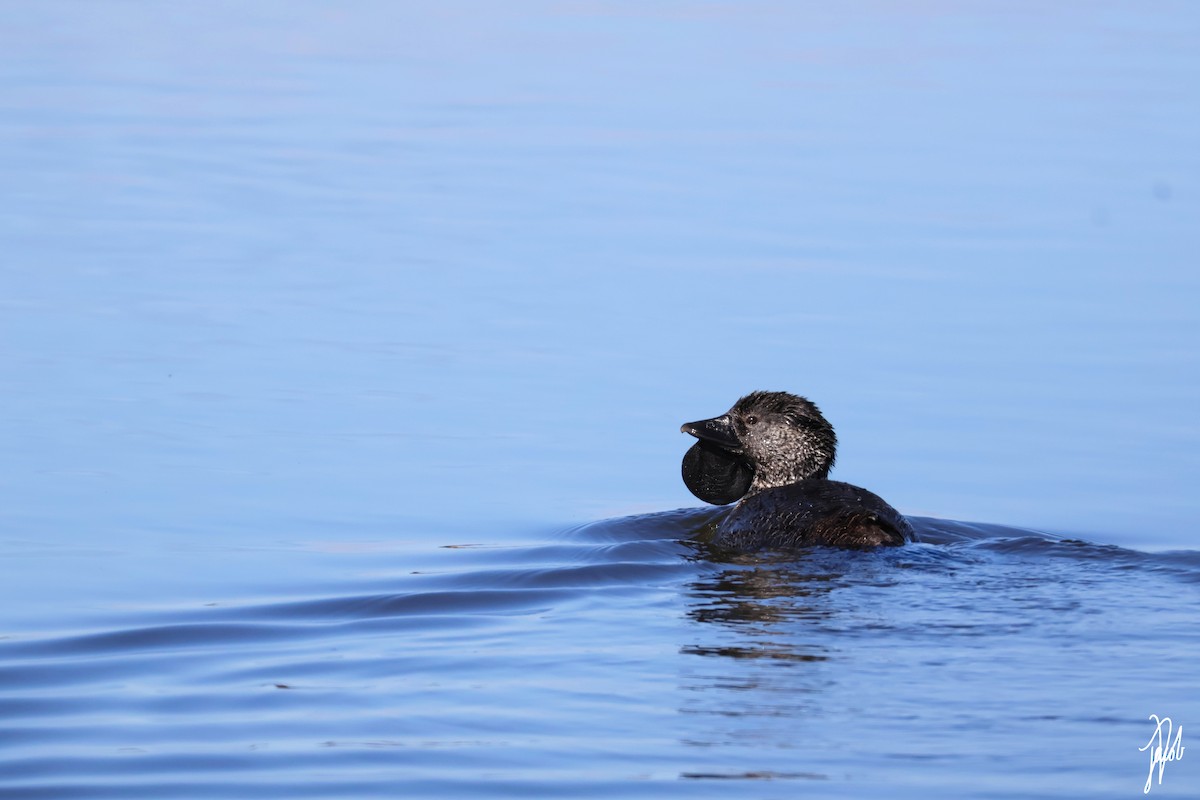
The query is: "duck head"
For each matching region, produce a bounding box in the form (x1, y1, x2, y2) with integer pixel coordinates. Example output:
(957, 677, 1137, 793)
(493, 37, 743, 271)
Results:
(680, 391, 837, 505)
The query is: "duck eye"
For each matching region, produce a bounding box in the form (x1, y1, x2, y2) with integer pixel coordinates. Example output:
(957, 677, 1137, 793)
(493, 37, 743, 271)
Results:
(745, 415, 758, 426)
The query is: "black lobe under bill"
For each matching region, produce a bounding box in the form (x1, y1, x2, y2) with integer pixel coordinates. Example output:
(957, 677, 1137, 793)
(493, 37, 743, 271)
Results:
(681, 440, 754, 506)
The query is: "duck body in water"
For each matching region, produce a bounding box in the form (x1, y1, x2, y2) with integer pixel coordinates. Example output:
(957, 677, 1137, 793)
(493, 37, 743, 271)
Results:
(681, 391, 913, 551)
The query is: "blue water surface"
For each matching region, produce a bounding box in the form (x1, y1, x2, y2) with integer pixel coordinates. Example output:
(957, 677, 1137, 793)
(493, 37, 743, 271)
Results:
(2, 2, 1198, 798)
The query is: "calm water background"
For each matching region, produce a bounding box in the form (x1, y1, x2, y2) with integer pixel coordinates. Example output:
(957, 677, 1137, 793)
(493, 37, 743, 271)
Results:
(2, 2, 1198, 798)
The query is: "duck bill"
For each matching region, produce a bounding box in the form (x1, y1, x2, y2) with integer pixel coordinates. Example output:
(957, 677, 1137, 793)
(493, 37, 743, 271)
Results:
(680, 414, 742, 452)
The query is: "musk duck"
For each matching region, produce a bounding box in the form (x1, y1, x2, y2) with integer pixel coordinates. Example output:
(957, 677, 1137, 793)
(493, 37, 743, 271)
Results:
(681, 391, 913, 550)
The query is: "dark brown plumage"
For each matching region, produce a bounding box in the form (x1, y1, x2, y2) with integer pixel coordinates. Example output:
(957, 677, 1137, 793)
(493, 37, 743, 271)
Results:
(681, 391, 912, 551)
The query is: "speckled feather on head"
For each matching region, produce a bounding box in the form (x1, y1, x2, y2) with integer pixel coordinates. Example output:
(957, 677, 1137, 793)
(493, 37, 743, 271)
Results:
(729, 391, 838, 489)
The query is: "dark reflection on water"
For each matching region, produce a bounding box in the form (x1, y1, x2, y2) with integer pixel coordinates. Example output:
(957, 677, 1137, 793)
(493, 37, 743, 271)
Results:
(687, 561, 841, 628)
